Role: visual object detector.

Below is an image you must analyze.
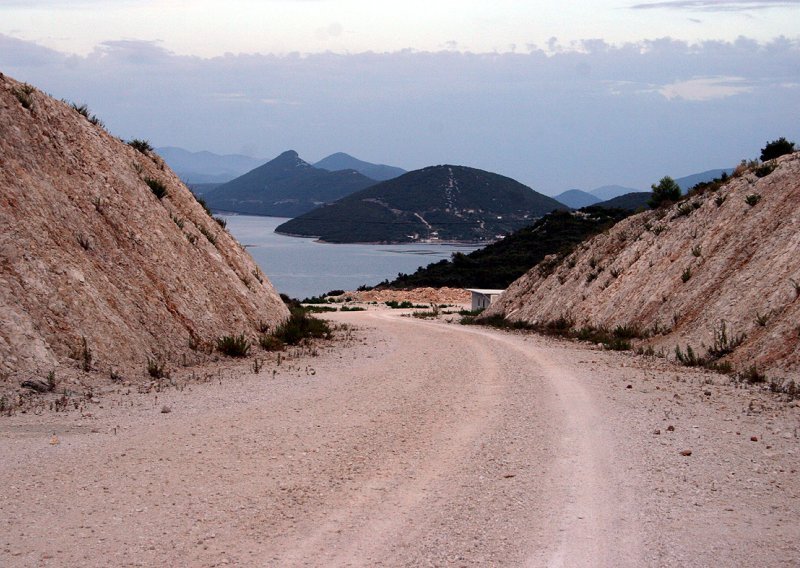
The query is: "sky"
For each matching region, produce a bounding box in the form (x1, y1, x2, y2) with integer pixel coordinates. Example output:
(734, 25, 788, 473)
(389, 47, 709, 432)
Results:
(1, 0, 799, 194)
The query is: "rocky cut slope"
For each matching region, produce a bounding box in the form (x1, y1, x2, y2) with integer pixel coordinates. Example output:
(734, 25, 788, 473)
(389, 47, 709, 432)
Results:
(0, 74, 289, 382)
(485, 152, 800, 377)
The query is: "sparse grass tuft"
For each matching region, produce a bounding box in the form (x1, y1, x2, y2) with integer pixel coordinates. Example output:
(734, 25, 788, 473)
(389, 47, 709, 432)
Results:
(70, 102, 104, 127)
(77, 232, 92, 250)
(739, 365, 766, 384)
(790, 278, 800, 299)
(147, 357, 167, 379)
(199, 225, 216, 245)
(214, 216, 227, 229)
(196, 196, 212, 216)
(259, 334, 285, 352)
(675, 344, 701, 367)
(145, 178, 168, 199)
(217, 334, 251, 357)
(128, 139, 153, 154)
(754, 161, 776, 178)
(13, 83, 35, 109)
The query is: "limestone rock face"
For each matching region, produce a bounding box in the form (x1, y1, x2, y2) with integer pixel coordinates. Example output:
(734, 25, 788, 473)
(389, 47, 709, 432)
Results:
(486, 152, 800, 376)
(0, 74, 289, 380)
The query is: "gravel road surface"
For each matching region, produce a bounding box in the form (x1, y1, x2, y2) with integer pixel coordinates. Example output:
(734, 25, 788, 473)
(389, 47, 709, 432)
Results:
(2, 310, 799, 566)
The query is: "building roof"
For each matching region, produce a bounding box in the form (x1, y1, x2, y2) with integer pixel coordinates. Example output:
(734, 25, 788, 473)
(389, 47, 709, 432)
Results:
(465, 288, 505, 295)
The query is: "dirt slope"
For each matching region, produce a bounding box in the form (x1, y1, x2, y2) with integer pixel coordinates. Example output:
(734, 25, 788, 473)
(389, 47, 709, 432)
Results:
(0, 73, 288, 383)
(486, 152, 800, 377)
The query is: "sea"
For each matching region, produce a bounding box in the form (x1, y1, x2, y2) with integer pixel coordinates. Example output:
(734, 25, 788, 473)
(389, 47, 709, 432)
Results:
(221, 214, 481, 300)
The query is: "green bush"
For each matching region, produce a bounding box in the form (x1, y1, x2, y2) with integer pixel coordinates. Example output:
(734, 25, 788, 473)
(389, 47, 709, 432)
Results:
(745, 194, 762, 206)
(70, 102, 104, 127)
(128, 139, 153, 154)
(760, 137, 795, 161)
(259, 334, 285, 352)
(196, 196, 212, 216)
(13, 84, 34, 109)
(648, 176, 681, 209)
(145, 178, 168, 199)
(217, 334, 251, 357)
(273, 308, 332, 345)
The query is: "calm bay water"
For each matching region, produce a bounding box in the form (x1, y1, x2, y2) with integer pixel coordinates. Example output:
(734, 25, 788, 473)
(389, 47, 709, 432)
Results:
(222, 215, 480, 299)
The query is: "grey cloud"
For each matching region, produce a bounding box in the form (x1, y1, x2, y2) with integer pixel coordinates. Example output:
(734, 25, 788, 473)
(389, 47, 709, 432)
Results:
(631, 0, 800, 10)
(1, 35, 798, 194)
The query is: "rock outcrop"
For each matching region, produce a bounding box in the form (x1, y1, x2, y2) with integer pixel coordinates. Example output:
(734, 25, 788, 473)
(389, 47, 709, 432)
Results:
(0, 74, 289, 382)
(486, 152, 800, 377)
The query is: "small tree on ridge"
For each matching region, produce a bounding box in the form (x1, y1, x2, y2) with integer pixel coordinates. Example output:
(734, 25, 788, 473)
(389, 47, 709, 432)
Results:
(760, 137, 795, 161)
(648, 176, 681, 209)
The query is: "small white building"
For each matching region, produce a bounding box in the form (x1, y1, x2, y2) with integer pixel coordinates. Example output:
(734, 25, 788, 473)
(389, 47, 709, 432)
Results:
(466, 288, 505, 311)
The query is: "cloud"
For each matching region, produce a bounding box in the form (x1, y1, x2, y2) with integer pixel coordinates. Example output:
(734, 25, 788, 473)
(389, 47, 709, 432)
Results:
(631, 0, 800, 11)
(1, 34, 798, 194)
(657, 76, 753, 100)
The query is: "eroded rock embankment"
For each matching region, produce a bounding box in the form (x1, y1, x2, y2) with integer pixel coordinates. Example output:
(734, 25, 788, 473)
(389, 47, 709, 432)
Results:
(0, 73, 288, 383)
(486, 152, 800, 378)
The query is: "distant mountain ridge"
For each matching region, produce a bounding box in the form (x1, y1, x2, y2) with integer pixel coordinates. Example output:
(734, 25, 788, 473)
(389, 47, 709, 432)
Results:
(589, 184, 642, 201)
(203, 150, 377, 218)
(554, 189, 601, 209)
(156, 146, 265, 184)
(314, 152, 406, 181)
(276, 164, 565, 243)
(675, 168, 733, 193)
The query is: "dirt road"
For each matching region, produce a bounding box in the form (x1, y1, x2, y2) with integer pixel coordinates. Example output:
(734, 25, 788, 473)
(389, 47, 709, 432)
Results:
(2, 310, 799, 566)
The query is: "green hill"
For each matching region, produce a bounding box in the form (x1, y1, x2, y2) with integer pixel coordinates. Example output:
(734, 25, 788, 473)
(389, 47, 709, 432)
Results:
(275, 165, 564, 243)
(379, 206, 633, 289)
(203, 150, 376, 217)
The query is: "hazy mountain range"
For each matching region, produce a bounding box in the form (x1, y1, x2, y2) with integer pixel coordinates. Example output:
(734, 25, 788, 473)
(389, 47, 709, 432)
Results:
(158, 147, 406, 185)
(202, 151, 378, 218)
(314, 152, 406, 181)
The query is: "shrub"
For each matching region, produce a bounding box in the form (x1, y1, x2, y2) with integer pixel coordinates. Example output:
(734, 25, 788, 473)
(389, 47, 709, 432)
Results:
(147, 357, 167, 379)
(706, 321, 745, 360)
(273, 308, 332, 346)
(649, 176, 681, 208)
(128, 139, 153, 154)
(199, 225, 216, 245)
(340, 306, 365, 311)
(145, 178, 168, 199)
(754, 162, 776, 178)
(305, 305, 338, 313)
(214, 216, 227, 229)
(70, 102, 104, 127)
(681, 267, 692, 283)
(259, 334, 284, 352)
(13, 84, 34, 109)
(740, 365, 766, 384)
(745, 194, 762, 206)
(217, 334, 251, 357)
(675, 203, 694, 218)
(385, 300, 414, 309)
(760, 137, 795, 161)
(196, 196, 212, 216)
(675, 344, 701, 366)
